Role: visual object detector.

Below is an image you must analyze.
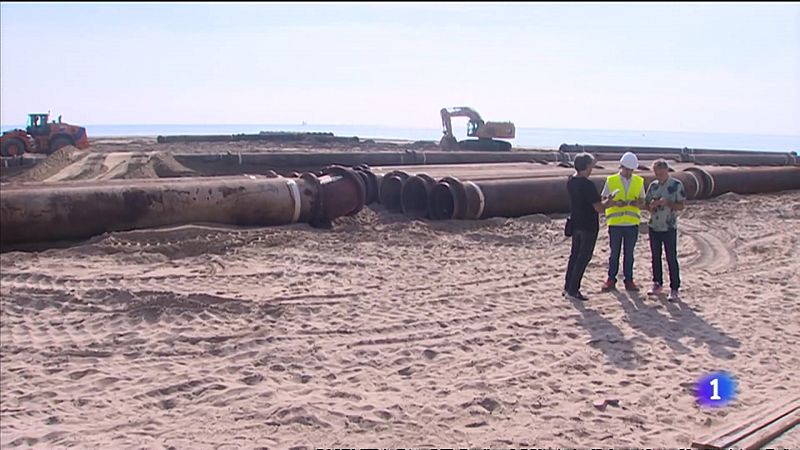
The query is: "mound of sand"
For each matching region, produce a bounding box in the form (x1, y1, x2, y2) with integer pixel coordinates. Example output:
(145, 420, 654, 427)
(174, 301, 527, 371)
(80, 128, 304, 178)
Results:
(11, 146, 86, 182)
(10, 150, 196, 183)
(118, 152, 196, 179)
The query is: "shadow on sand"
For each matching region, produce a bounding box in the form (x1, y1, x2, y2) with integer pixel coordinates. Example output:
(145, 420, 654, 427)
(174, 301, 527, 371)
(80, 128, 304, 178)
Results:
(567, 295, 641, 370)
(613, 290, 740, 360)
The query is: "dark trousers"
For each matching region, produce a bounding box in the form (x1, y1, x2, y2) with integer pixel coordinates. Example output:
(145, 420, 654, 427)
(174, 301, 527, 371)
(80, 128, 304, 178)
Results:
(608, 225, 639, 282)
(649, 227, 681, 290)
(565, 229, 598, 295)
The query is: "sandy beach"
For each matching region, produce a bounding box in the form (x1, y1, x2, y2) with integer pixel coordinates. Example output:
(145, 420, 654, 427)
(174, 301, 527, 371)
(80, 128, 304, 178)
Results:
(3, 0, 800, 446)
(1, 162, 798, 448)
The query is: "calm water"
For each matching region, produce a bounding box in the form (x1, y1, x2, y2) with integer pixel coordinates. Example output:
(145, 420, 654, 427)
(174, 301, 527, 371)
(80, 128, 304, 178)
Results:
(4, 123, 799, 153)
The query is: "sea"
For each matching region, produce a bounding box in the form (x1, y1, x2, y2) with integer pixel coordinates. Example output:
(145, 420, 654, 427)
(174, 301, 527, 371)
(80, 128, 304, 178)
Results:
(3, 123, 799, 153)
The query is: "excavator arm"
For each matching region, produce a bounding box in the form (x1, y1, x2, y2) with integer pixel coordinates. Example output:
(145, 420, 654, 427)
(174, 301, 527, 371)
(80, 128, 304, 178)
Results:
(440, 107, 485, 138)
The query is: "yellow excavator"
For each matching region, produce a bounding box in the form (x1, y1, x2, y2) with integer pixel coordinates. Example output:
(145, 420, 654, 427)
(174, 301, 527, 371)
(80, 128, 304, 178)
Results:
(439, 107, 515, 151)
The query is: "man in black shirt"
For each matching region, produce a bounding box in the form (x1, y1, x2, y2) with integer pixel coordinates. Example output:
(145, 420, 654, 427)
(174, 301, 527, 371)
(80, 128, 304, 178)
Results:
(564, 153, 613, 301)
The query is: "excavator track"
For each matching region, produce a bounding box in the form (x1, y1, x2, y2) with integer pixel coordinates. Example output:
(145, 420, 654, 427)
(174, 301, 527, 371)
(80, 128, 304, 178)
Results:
(458, 139, 512, 152)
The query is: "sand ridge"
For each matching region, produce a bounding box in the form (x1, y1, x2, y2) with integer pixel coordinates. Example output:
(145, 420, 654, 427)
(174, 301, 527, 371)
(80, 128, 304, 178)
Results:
(9, 150, 196, 183)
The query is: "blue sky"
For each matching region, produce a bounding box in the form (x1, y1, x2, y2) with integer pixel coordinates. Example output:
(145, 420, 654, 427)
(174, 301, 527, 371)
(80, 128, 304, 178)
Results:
(1, 2, 798, 135)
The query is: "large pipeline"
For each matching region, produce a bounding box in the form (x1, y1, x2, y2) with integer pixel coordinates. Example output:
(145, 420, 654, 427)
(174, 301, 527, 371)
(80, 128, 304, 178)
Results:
(559, 143, 798, 157)
(172, 151, 570, 176)
(380, 166, 582, 213)
(560, 145, 798, 166)
(390, 162, 698, 217)
(426, 168, 716, 220)
(592, 152, 796, 166)
(368, 161, 570, 176)
(167, 150, 796, 179)
(698, 166, 800, 197)
(400, 168, 612, 218)
(683, 153, 798, 166)
(372, 163, 575, 211)
(0, 167, 366, 246)
(579, 153, 683, 163)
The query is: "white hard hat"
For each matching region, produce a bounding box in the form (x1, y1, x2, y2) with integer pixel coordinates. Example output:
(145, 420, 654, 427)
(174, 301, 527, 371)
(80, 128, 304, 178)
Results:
(620, 152, 638, 169)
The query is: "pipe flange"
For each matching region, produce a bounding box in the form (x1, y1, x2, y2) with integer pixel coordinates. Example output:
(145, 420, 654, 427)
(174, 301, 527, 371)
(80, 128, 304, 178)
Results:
(378, 170, 411, 209)
(300, 171, 324, 224)
(463, 181, 486, 220)
(437, 176, 467, 220)
(321, 165, 367, 217)
(682, 171, 702, 200)
(357, 169, 379, 205)
(401, 173, 437, 218)
(683, 167, 714, 199)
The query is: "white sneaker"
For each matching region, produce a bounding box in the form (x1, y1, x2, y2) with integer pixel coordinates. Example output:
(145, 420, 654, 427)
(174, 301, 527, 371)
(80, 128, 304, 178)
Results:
(668, 290, 680, 302)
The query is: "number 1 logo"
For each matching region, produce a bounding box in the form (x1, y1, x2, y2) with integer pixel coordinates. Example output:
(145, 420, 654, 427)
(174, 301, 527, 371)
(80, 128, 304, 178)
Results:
(710, 378, 721, 400)
(696, 372, 735, 407)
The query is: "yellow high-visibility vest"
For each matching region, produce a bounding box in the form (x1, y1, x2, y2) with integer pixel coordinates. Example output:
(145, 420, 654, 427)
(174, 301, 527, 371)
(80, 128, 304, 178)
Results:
(605, 173, 644, 226)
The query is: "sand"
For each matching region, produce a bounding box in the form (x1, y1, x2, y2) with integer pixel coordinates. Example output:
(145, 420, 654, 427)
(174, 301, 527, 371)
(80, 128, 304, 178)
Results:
(1, 184, 798, 448)
(9, 151, 197, 183)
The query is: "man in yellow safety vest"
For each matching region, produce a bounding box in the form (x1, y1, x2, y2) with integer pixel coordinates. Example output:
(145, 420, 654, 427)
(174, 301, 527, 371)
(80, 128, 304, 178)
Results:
(600, 152, 646, 292)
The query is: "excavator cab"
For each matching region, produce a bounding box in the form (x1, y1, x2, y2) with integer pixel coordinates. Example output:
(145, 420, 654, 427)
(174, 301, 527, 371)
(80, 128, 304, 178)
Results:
(27, 113, 51, 136)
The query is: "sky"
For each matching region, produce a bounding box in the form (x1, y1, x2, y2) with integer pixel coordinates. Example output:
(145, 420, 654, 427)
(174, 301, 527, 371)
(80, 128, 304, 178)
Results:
(1, 2, 799, 135)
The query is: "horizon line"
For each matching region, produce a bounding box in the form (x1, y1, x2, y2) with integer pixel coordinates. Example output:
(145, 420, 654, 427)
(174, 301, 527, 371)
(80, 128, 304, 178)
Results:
(2, 122, 798, 138)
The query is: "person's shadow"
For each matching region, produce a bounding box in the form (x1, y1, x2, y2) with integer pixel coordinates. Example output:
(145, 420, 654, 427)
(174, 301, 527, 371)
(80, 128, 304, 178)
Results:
(614, 290, 739, 360)
(567, 296, 640, 370)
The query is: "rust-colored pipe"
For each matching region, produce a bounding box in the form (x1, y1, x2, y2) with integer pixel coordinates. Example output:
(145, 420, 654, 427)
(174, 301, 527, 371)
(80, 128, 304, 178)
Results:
(379, 162, 696, 216)
(0, 169, 365, 245)
(428, 176, 602, 220)
(351, 167, 379, 205)
(400, 168, 619, 219)
(173, 150, 570, 176)
(565, 150, 797, 166)
(398, 163, 697, 218)
(378, 171, 410, 212)
(560, 143, 796, 157)
(685, 153, 798, 166)
(417, 151, 564, 164)
(672, 168, 708, 200)
(368, 161, 569, 176)
(313, 166, 367, 219)
(560, 144, 690, 155)
(428, 168, 711, 220)
(400, 174, 438, 218)
(393, 162, 698, 218)
(701, 166, 800, 197)
(428, 165, 798, 220)
(588, 152, 683, 162)
(388, 166, 597, 217)
(375, 164, 587, 203)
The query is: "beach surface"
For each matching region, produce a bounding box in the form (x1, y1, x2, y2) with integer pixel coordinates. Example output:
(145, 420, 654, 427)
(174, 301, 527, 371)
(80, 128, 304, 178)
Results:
(0, 185, 800, 449)
(1, 138, 798, 448)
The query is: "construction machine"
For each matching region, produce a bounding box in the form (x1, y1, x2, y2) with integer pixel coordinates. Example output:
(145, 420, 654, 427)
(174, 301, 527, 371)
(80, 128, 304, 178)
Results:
(1, 113, 89, 157)
(439, 107, 515, 151)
